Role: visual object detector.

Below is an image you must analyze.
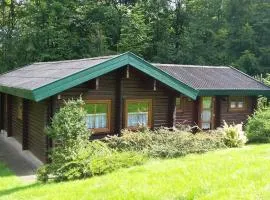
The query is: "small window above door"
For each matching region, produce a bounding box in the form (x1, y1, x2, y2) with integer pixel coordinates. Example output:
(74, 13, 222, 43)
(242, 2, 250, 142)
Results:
(176, 97, 184, 112)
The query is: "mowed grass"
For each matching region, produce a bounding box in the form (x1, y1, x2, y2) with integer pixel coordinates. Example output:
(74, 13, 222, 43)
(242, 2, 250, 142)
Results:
(1, 144, 270, 200)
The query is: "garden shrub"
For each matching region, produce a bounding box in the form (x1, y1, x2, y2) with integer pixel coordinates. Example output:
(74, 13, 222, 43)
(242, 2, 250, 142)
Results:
(46, 98, 90, 146)
(90, 151, 146, 176)
(37, 141, 146, 182)
(217, 121, 247, 147)
(246, 107, 270, 143)
(105, 128, 226, 158)
(37, 99, 146, 182)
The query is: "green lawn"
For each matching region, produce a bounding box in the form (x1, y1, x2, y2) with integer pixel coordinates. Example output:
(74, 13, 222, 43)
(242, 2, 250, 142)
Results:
(1, 144, 270, 200)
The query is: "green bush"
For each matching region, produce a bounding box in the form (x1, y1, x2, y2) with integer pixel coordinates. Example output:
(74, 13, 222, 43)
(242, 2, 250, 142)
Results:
(47, 98, 90, 145)
(38, 99, 146, 183)
(105, 128, 226, 158)
(217, 121, 247, 147)
(90, 151, 146, 176)
(37, 140, 146, 182)
(246, 107, 270, 143)
(36, 165, 49, 182)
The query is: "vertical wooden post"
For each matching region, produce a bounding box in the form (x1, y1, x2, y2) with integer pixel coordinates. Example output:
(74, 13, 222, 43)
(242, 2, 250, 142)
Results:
(46, 97, 55, 163)
(168, 92, 176, 128)
(0, 93, 4, 131)
(95, 78, 100, 90)
(115, 69, 124, 136)
(215, 96, 221, 128)
(251, 96, 258, 111)
(7, 95, 13, 137)
(153, 80, 157, 91)
(22, 99, 29, 150)
(193, 97, 199, 130)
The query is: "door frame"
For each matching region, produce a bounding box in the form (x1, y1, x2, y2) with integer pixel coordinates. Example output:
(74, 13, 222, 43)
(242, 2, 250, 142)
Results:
(198, 96, 216, 130)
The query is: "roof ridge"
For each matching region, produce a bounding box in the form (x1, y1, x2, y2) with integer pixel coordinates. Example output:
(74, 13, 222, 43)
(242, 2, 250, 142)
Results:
(33, 55, 117, 65)
(152, 63, 229, 68)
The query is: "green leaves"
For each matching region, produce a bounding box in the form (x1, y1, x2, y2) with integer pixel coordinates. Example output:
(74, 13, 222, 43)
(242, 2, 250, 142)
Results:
(0, 0, 269, 75)
(47, 98, 90, 145)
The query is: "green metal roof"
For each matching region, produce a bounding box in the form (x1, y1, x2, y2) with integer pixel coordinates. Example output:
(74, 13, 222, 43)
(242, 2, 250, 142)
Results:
(0, 52, 269, 102)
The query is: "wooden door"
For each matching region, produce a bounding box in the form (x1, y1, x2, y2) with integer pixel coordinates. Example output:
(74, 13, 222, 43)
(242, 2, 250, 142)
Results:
(199, 97, 215, 129)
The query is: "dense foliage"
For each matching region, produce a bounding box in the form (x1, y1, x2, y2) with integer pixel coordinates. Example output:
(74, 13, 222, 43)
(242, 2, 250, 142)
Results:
(105, 128, 227, 158)
(47, 98, 90, 145)
(38, 99, 247, 182)
(246, 107, 270, 143)
(38, 99, 146, 182)
(217, 121, 247, 147)
(1, 0, 269, 75)
(38, 140, 146, 182)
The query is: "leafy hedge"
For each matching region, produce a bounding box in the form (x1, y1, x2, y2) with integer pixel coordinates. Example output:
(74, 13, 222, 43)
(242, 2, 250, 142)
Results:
(38, 141, 146, 182)
(218, 121, 247, 147)
(105, 128, 227, 158)
(38, 98, 247, 183)
(37, 99, 146, 183)
(246, 107, 270, 143)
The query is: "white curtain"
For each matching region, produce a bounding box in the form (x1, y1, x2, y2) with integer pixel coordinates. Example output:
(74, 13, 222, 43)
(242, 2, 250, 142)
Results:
(128, 112, 148, 127)
(86, 113, 107, 129)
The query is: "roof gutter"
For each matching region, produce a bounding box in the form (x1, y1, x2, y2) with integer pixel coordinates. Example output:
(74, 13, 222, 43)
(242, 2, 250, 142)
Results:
(198, 89, 270, 96)
(0, 85, 35, 100)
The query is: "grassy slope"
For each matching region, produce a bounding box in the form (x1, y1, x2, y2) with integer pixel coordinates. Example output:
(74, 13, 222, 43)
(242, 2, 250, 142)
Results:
(0, 144, 270, 200)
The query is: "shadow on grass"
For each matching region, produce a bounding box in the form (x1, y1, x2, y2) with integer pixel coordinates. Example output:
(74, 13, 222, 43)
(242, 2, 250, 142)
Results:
(0, 183, 42, 197)
(0, 166, 16, 177)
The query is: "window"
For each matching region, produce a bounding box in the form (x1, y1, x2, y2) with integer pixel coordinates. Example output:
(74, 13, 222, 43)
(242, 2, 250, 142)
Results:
(176, 97, 184, 112)
(17, 98, 23, 120)
(125, 99, 152, 128)
(84, 100, 111, 133)
(229, 96, 246, 111)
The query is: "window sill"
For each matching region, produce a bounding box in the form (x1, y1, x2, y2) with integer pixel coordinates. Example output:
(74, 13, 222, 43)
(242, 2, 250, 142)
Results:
(89, 128, 110, 134)
(228, 108, 247, 112)
(125, 125, 151, 131)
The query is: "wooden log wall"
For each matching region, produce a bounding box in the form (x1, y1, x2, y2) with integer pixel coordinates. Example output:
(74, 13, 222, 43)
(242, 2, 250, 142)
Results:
(28, 100, 48, 162)
(58, 66, 176, 135)
(219, 96, 255, 125)
(175, 97, 196, 126)
(11, 97, 23, 143)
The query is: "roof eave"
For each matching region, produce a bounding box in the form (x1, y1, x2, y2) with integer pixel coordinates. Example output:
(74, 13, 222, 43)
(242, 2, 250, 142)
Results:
(0, 85, 35, 100)
(198, 89, 270, 96)
(31, 52, 199, 101)
(127, 52, 199, 99)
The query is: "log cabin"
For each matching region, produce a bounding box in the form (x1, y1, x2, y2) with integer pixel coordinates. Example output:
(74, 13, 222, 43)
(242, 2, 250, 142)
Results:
(0, 52, 269, 162)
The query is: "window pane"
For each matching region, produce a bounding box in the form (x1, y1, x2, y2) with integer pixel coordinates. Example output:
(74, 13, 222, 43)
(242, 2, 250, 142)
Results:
(84, 104, 96, 114)
(230, 101, 236, 108)
(84, 103, 108, 129)
(176, 97, 182, 110)
(238, 101, 244, 108)
(128, 102, 148, 112)
(203, 97, 212, 109)
(201, 110, 211, 122)
(202, 122, 210, 129)
(128, 112, 148, 127)
(127, 102, 149, 127)
(230, 97, 245, 110)
(84, 103, 108, 114)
